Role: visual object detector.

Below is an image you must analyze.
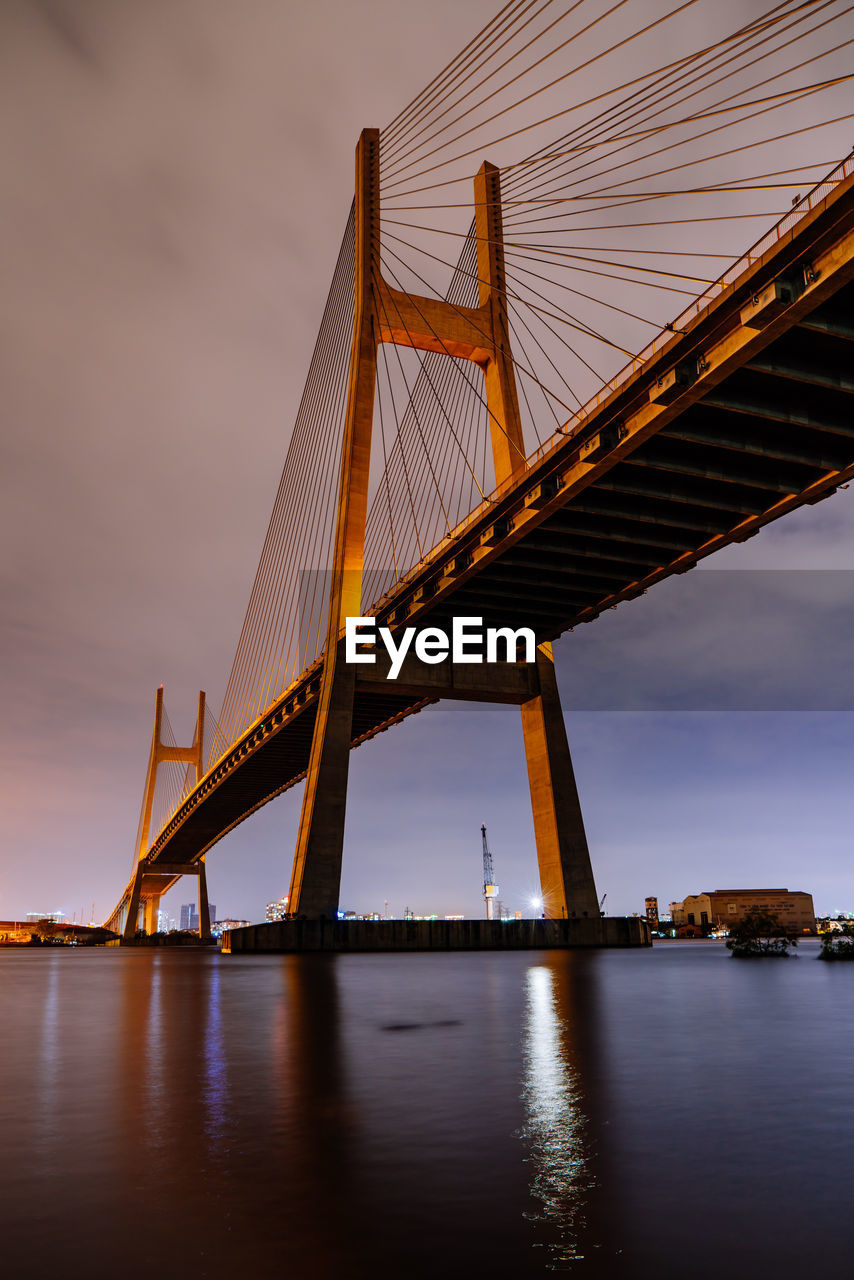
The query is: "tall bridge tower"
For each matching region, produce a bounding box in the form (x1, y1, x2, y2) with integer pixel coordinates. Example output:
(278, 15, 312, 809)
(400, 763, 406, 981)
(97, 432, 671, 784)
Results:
(287, 129, 599, 923)
(120, 687, 210, 940)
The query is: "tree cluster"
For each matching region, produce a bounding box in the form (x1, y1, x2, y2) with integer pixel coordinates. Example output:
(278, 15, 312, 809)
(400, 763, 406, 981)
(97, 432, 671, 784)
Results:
(726, 907, 798, 958)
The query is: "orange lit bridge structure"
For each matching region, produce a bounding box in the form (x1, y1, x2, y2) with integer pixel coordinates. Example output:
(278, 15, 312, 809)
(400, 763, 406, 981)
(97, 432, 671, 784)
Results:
(105, 5, 854, 938)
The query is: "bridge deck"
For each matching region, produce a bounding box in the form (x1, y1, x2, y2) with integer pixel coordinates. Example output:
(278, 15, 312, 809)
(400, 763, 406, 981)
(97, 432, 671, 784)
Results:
(117, 167, 854, 908)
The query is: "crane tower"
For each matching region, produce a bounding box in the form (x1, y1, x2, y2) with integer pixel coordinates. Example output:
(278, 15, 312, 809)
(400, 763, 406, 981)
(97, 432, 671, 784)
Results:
(481, 823, 499, 921)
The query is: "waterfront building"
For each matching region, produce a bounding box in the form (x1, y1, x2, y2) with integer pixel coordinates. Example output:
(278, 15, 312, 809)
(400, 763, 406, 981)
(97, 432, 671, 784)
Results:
(265, 897, 288, 922)
(645, 897, 659, 930)
(670, 889, 816, 934)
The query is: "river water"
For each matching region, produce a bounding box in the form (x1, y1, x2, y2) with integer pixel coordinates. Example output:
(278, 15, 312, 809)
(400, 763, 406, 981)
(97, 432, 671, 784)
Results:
(1, 940, 850, 1278)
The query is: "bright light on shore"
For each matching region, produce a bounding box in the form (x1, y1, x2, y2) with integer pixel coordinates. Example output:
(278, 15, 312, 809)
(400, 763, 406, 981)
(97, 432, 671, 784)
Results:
(530, 897, 543, 912)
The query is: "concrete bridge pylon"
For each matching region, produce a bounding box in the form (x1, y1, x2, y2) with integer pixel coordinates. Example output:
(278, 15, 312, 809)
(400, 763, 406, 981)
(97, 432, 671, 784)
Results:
(121, 687, 210, 940)
(287, 128, 600, 922)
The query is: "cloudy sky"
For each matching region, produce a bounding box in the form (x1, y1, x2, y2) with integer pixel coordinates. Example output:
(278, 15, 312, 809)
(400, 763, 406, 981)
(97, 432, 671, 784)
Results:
(2, 0, 853, 926)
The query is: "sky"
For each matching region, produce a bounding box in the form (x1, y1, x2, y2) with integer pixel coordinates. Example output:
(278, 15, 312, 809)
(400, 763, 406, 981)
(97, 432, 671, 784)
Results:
(2, 0, 853, 926)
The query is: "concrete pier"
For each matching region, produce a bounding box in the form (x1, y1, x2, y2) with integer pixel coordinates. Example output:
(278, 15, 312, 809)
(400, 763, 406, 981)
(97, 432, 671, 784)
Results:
(222, 916, 650, 953)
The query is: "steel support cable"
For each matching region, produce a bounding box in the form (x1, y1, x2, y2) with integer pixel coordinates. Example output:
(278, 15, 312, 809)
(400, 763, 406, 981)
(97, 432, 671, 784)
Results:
(365, 235, 485, 583)
(373, 281, 455, 542)
(376, 346, 437, 579)
(382, 217, 727, 285)
(374, 232, 494, 521)
(270, 240, 355, 691)
(507, 315, 561, 440)
(445, 355, 486, 525)
(382, 229, 640, 366)
(218, 209, 354, 749)
(502, 12, 853, 210)
(376, 258, 490, 507)
(507, 16, 854, 204)
(263, 318, 349, 697)
(507, 277, 609, 394)
(448, 316, 491, 519)
(368, 301, 463, 572)
(381, 0, 695, 185)
(296, 345, 354, 677)
(363, 340, 468, 599)
(216, 290, 344, 750)
(381, 0, 587, 171)
(382, 0, 531, 143)
(247, 270, 350, 703)
(152, 709, 185, 837)
(295, 293, 368, 668)
(567, 71, 854, 154)
(498, 0, 839, 200)
(222, 220, 353, 737)
(497, 0, 836, 193)
(504, 293, 596, 405)
(381, 11, 783, 204)
(222, 265, 347, 744)
(505, 166, 850, 223)
(500, 99, 853, 208)
(376, 254, 525, 506)
(503, 151, 843, 225)
(263, 224, 355, 693)
(244, 210, 353, 693)
(382, 0, 837, 200)
(381, 0, 727, 192)
(203, 702, 222, 774)
(503, 183, 840, 237)
(368, 262, 470, 580)
(377, 338, 425, 566)
(504, 313, 558, 442)
(380, 233, 578, 425)
(381, 0, 555, 166)
(507, 243, 715, 286)
(384, 339, 477, 554)
(502, 267, 697, 380)
(431, 350, 488, 532)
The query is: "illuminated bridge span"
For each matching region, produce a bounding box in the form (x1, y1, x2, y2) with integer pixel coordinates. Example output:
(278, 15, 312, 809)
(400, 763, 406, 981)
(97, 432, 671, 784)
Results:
(106, 0, 854, 937)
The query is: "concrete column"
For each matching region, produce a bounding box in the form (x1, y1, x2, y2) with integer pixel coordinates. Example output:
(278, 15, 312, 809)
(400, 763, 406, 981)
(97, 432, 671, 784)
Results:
(288, 130, 380, 919)
(123, 867, 144, 940)
(521, 645, 600, 919)
(197, 858, 212, 940)
(143, 893, 161, 936)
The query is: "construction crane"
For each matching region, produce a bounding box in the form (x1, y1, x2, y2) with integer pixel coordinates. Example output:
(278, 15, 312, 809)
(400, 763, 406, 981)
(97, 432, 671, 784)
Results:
(481, 823, 499, 921)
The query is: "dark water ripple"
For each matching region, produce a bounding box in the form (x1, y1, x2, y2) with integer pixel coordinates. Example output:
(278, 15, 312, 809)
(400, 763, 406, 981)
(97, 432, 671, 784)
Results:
(0, 940, 851, 1278)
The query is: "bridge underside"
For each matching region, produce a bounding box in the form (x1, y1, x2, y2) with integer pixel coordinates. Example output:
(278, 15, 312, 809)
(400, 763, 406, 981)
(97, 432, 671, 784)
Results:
(118, 174, 854, 903)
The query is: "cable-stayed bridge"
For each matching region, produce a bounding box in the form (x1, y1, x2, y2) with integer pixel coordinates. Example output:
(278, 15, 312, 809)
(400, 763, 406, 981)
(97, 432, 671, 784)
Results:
(106, 0, 854, 937)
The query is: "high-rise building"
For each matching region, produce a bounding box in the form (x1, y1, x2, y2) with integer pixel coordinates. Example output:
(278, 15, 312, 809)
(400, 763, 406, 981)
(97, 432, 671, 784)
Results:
(179, 903, 216, 932)
(266, 897, 288, 922)
(645, 896, 659, 929)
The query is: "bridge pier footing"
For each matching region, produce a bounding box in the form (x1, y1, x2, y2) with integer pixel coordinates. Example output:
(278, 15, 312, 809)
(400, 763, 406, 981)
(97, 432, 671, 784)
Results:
(223, 917, 650, 953)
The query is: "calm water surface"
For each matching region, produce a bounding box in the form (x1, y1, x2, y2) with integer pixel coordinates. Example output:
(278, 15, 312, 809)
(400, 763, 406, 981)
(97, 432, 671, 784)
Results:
(1, 941, 851, 1278)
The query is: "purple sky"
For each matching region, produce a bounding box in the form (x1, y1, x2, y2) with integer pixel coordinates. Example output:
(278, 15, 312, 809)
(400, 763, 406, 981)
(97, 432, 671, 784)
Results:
(2, 0, 853, 926)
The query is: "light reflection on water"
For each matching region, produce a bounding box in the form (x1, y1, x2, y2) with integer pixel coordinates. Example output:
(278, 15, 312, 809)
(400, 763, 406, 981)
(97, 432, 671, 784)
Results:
(522, 965, 591, 1270)
(1, 941, 853, 1279)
